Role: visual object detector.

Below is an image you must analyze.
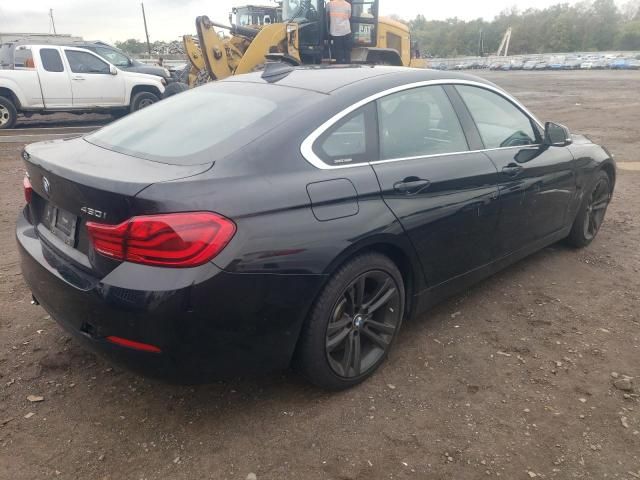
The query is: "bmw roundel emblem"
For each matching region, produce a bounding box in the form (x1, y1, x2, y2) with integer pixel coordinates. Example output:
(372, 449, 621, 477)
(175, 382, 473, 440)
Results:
(42, 176, 51, 196)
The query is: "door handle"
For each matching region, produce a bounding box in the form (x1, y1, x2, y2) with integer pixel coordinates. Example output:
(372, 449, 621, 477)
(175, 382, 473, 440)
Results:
(72, 77, 86, 81)
(502, 164, 523, 177)
(393, 177, 431, 195)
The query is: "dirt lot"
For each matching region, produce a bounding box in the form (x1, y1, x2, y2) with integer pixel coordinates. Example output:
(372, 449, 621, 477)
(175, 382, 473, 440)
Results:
(1, 71, 639, 480)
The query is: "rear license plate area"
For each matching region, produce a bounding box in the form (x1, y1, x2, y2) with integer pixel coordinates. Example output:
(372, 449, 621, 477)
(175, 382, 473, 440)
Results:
(44, 203, 78, 247)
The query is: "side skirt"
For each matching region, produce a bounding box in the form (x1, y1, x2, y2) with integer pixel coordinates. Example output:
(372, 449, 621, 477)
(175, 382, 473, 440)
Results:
(412, 226, 572, 316)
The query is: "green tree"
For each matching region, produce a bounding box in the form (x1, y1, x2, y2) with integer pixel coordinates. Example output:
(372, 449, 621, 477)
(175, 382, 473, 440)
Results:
(115, 39, 147, 55)
(403, 0, 631, 57)
(617, 20, 640, 48)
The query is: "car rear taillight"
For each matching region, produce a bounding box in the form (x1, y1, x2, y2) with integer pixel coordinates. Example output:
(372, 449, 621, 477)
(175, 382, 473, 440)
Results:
(23, 175, 33, 203)
(86, 212, 236, 268)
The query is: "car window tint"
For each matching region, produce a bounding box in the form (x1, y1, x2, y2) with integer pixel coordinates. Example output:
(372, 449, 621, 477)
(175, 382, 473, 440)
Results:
(40, 48, 64, 72)
(377, 85, 468, 160)
(313, 103, 375, 167)
(65, 50, 109, 74)
(456, 85, 537, 149)
(95, 46, 130, 67)
(14, 47, 35, 69)
(86, 82, 322, 165)
(321, 110, 366, 160)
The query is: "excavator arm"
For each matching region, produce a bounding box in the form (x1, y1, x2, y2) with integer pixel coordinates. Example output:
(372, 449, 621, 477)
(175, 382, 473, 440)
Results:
(195, 16, 300, 82)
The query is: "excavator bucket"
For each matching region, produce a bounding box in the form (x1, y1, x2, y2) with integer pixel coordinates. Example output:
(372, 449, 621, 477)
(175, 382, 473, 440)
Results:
(196, 16, 234, 81)
(196, 15, 301, 82)
(183, 35, 205, 71)
(234, 23, 299, 75)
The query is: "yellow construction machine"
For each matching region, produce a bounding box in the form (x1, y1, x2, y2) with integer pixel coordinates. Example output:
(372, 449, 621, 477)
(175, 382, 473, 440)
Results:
(178, 0, 424, 89)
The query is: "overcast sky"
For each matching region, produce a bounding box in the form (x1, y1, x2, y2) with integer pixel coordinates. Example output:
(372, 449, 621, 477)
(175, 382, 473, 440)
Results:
(0, 0, 603, 43)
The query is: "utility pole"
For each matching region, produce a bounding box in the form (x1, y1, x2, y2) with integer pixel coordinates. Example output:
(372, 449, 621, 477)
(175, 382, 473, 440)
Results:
(49, 9, 57, 35)
(141, 2, 152, 57)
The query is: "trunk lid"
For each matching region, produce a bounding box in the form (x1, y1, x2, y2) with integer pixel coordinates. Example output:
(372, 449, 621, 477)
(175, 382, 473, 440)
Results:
(23, 137, 213, 277)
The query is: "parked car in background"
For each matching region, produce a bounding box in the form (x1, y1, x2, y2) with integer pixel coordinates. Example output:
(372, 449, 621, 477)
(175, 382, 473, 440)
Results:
(523, 60, 537, 70)
(74, 41, 173, 83)
(0, 45, 165, 129)
(534, 61, 548, 70)
(564, 58, 582, 70)
(624, 59, 640, 70)
(510, 60, 524, 70)
(610, 58, 627, 69)
(17, 66, 615, 389)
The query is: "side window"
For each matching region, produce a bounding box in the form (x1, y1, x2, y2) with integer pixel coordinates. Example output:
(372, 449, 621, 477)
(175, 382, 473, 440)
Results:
(456, 85, 538, 149)
(40, 48, 64, 72)
(65, 50, 110, 74)
(314, 103, 375, 166)
(95, 47, 130, 68)
(14, 47, 35, 69)
(377, 85, 469, 160)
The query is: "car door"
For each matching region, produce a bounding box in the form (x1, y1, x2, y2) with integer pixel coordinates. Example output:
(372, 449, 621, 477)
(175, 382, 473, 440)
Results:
(370, 85, 500, 287)
(35, 47, 73, 108)
(63, 49, 125, 106)
(452, 84, 576, 255)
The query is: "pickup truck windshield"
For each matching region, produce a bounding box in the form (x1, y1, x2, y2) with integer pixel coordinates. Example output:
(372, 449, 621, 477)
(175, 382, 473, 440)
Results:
(86, 82, 321, 165)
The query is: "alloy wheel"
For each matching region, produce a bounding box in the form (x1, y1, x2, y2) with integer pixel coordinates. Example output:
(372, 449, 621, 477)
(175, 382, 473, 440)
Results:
(138, 98, 155, 109)
(583, 177, 610, 240)
(325, 270, 401, 378)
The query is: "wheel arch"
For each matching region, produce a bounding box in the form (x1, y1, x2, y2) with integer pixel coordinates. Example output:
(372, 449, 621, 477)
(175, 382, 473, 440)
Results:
(600, 160, 616, 189)
(0, 87, 21, 110)
(130, 84, 162, 103)
(364, 48, 404, 66)
(321, 235, 423, 320)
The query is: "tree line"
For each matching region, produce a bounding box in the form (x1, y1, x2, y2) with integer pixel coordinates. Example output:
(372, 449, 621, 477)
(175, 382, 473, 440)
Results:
(404, 0, 640, 57)
(114, 0, 640, 58)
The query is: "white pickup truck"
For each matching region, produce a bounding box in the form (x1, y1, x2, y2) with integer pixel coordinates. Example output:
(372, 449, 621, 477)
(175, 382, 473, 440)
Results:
(0, 45, 166, 129)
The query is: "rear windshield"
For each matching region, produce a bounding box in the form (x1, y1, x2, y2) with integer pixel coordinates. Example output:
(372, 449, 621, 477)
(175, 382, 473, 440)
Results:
(86, 82, 321, 165)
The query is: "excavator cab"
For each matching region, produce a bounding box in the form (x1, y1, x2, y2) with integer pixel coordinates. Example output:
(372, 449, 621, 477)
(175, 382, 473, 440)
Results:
(281, 0, 380, 63)
(231, 5, 282, 28)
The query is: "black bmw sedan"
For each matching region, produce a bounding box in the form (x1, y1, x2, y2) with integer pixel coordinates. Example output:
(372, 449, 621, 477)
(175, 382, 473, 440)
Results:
(17, 66, 615, 389)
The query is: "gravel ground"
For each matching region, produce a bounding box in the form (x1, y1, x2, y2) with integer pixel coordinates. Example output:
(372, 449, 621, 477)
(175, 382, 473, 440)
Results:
(0, 71, 639, 480)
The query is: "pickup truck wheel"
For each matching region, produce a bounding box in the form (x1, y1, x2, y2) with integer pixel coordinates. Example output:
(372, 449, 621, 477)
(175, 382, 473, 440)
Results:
(0, 97, 17, 130)
(130, 92, 159, 113)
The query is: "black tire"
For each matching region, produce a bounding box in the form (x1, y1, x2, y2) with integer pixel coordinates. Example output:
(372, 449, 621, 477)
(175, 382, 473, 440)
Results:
(0, 96, 18, 130)
(130, 91, 159, 113)
(295, 253, 405, 390)
(162, 82, 189, 99)
(566, 170, 612, 248)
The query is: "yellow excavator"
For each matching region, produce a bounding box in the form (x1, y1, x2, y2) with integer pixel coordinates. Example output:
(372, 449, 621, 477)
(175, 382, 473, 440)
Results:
(172, 0, 424, 92)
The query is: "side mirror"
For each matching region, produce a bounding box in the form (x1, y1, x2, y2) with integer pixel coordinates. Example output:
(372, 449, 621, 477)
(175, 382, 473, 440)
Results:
(109, 65, 118, 75)
(544, 122, 572, 147)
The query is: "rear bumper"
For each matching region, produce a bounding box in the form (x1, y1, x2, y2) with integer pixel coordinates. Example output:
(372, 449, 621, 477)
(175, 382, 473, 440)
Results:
(17, 211, 326, 382)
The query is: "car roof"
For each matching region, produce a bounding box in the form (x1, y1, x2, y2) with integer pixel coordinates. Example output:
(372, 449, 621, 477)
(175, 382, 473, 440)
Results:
(222, 65, 494, 95)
